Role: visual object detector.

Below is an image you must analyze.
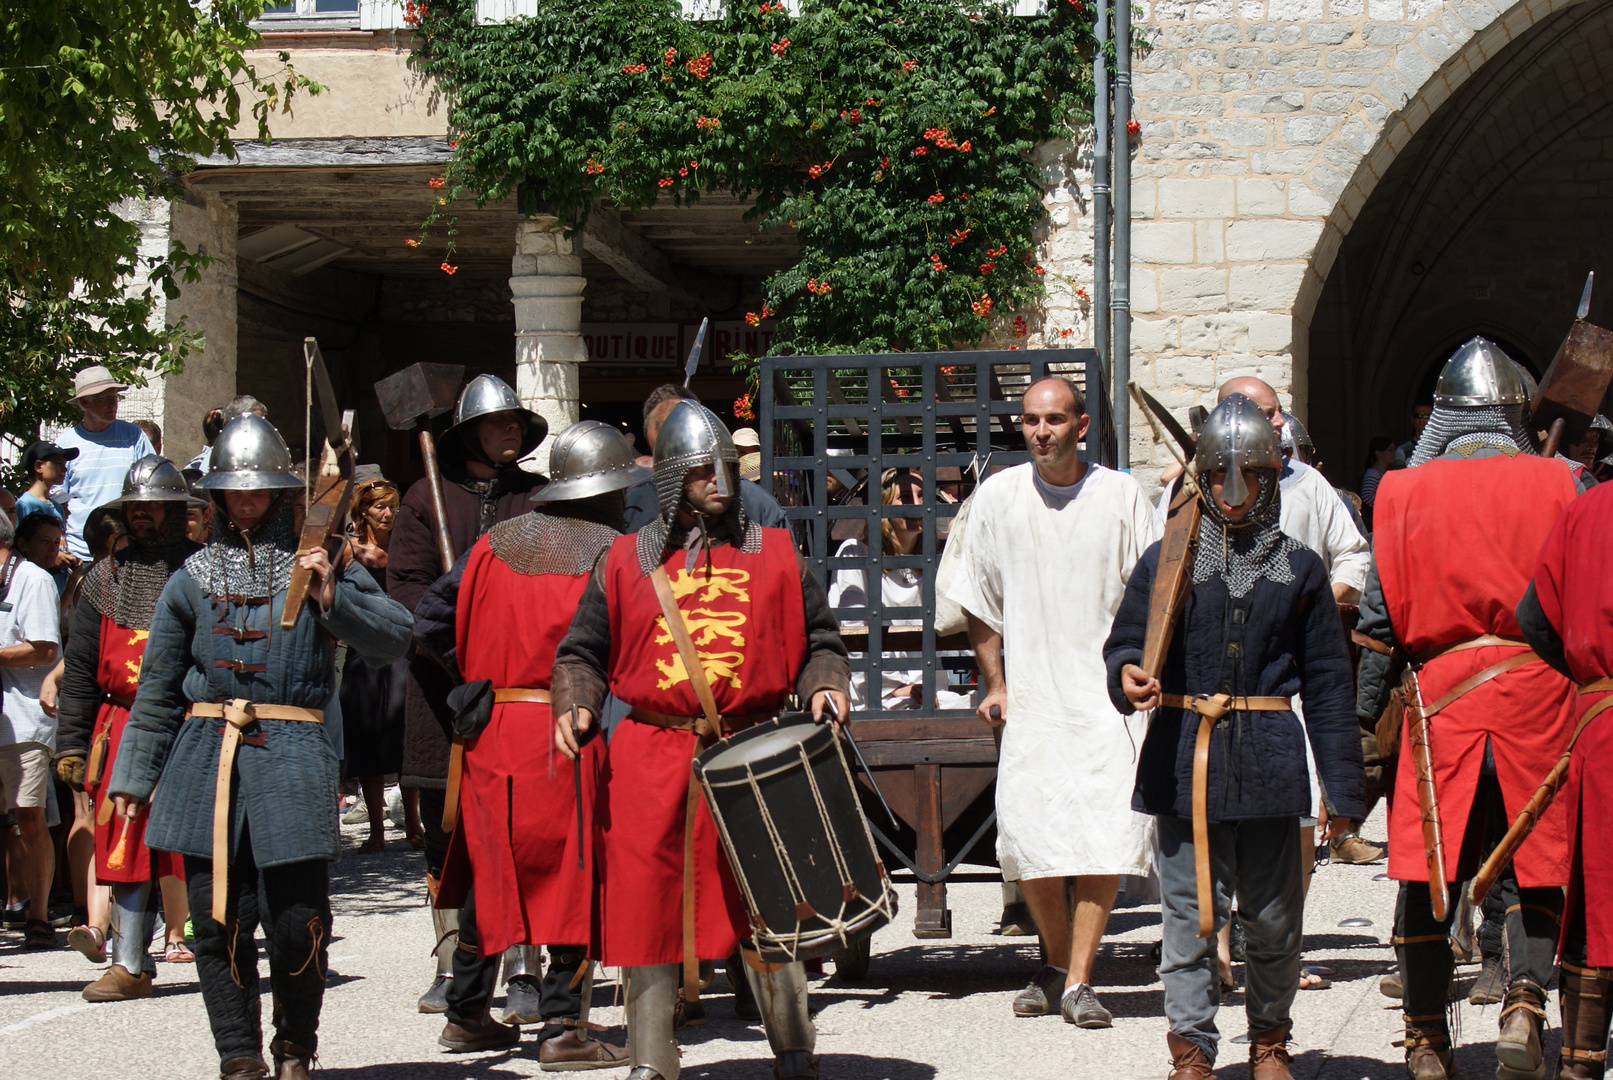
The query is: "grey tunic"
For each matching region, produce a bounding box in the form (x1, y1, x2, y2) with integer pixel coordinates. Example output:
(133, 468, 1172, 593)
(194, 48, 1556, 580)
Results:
(108, 562, 413, 868)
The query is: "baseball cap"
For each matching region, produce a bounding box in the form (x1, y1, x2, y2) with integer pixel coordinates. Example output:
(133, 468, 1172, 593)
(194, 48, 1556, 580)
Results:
(22, 440, 80, 475)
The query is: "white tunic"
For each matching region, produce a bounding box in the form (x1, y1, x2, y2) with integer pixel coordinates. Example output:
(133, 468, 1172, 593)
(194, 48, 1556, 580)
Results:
(948, 463, 1162, 880)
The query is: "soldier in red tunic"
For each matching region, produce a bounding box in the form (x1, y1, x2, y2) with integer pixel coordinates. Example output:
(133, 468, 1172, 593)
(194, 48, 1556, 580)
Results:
(52, 456, 202, 1001)
(412, 421, 642, 1068)
(552, 401, 849, 1080)
(1357, 338, 1581, 1080)
(1517, 480, 1613, 1080)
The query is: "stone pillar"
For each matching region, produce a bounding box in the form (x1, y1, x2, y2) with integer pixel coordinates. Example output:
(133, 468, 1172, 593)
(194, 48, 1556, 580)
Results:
(510, 216, 587, 462)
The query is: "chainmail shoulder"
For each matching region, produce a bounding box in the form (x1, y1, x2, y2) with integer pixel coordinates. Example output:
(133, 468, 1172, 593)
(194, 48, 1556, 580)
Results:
(1192, 471, 1302, 599)
(633, 514, 763, 577)
(184, 501, 299, 599)
(79, 514, 199, 631)
(488, 513, 618, 577)
(1409, 404, 1535, 466)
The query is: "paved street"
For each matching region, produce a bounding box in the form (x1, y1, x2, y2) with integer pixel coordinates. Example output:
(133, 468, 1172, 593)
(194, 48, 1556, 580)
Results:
(0, 807, 1555, 1079)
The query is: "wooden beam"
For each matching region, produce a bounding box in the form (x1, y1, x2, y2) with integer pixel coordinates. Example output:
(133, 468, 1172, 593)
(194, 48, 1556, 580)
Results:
(579, 205, 735, 309)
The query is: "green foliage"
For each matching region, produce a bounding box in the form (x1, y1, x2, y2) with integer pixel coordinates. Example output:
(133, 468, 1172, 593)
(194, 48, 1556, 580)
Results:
(412, 0, 1113, 354)
(0, 1, 317, 445)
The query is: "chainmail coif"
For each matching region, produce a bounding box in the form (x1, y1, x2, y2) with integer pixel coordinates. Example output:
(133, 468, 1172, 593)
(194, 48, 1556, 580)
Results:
(1408, 404, 1536, 466)
(79, 508, 200, 631)
(183, 496, 300, 599)
(489, 505, 623, 577)
(1192, 469, 1304, 599)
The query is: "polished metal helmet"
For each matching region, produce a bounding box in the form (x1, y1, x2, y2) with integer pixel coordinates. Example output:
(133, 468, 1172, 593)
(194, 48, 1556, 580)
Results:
(530, 421, 651, 505)
(1433, 336, 1531, 407)
(196, 414, 304, 491)
(443, 374, 548, 461)
(1280, 412, 1315, 460)
(652, 400, 738, 523)
(104, 455, 207, 508)
(1194, 393, 1283, 508)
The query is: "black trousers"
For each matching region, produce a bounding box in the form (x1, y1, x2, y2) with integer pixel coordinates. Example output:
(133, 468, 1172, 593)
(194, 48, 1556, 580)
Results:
(444, 883, 585, 1027)
(1395, 742, 1563, 1020)
(183, 827, 331, 1066)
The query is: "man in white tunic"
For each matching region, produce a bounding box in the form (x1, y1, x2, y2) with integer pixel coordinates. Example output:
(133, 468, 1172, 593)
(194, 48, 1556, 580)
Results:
(950, 376, 1162, 1027)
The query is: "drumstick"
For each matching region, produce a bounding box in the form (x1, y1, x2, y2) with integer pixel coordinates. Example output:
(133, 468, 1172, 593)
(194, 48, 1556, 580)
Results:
(106, 816, 133, 872)
(572, 705, 585, 872)
(826, 696, 900, 830)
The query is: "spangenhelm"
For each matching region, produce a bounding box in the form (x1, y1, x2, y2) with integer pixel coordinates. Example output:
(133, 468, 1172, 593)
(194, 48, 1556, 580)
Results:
(1280, 412, 1315, 460)
(443, 374, 548, 463)
(652, 400, 738, 524)
(531, 420, 651, 505)
(1433, 336, 1531, 407)
(196, 414, 304, 491)
(1194, 392, 1283, 509)
(103, 455, 207, 509)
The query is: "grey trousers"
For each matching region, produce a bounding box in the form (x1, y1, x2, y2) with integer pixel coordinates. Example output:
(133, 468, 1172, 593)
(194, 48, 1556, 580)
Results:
(1155, 814, 1304, 1061)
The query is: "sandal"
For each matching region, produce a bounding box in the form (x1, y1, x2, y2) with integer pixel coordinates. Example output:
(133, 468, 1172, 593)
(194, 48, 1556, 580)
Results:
(164, 940, 195, 963)
(1298, 970, 1331, 990)
(407, 832, 427, 851)
(23, 918, 57, 950)
(68, 924, 107, 964)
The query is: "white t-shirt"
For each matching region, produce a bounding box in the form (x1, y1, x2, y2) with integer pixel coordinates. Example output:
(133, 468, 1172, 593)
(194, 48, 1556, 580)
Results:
(56, 421, 155, 559)
(0, 556, 63, 749)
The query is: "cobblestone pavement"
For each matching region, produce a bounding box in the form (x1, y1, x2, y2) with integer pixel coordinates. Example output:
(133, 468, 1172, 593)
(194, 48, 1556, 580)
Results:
(0, 808, 1557, 1079)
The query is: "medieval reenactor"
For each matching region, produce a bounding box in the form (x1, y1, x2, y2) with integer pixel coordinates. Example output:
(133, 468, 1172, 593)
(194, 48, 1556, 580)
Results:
(1356, 337, 1580, 1080)
(410, 420, 640, 1067)
(106, 414, 413, 1080)
(52, 456, 203, 1002)
(1104, 394, 1365, 1080)
(386, 373, 549, 1016)
(551, 401, 850, 1080)
(1516, 480, 1613, 1080)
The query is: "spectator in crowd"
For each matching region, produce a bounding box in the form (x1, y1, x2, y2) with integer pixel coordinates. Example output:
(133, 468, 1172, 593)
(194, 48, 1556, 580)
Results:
(1393, 402, 1433, 468)
(734, 425, 762, 483)
(133, 420, 161, 456)
(53, 366, 155, 561)
(1359, 436, 1395, 530)
(0, 510, 65, 949)
(181, 468, 212, 543)
(223, 395, 267, 424)
(16, 441, 77, 524)
(16, 513, 69, 596)
(186, 408, 227, 474)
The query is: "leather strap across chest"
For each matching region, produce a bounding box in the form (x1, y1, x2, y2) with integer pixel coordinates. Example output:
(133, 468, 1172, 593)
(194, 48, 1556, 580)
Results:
(1416, 636, 1539, 719)
(441, 688, 551, 835)
(189, 699, 323, 922)
(1160, 694, 1292, 939)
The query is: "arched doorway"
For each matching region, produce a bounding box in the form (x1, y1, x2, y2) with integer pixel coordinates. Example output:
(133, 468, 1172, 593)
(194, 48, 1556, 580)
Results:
(1305, 0, 1613, 479)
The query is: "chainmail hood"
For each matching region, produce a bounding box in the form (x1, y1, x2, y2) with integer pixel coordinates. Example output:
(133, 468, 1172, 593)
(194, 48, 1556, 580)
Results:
(184, 495, 300, 599)
(634, 505, 761, 577)
(1192, 469, 1303, 599)
(79, 507, 199, 630)
(488, 510, 621, 577)
(1408, 403, 1535, 466)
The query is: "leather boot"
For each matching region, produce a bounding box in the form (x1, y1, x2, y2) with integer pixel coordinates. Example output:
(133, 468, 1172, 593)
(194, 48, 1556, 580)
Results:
(82, 964, 154, 1002)
(269, 1039, 315, 1080)
(1166, 1031, 1214, 1080)
(219, 1058, 269, 1080)
(1497, 984, 1548, 1080)
(1558, 963, 1613, 1080)
(439, 1011, 521, 1053)
(1249, 1023, 1294, 1080)
(537, 1021, 630, 1072)
(1403, 1018, 1457, 1080)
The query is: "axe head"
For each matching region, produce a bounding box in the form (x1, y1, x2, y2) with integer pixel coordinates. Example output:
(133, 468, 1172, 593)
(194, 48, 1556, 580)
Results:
(1532, 320, 1613, 448)
(376, 363, 466, 430)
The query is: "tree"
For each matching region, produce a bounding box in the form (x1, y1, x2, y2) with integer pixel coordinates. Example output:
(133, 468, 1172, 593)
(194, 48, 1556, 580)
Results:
(0, 0, 315, 447)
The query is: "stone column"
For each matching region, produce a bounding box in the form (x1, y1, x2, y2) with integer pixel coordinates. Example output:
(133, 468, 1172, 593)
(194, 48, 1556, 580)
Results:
(511, 216, 587, 462)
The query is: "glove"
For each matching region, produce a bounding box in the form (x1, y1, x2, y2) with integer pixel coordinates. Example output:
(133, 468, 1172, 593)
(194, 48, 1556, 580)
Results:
(56, 755, 86, 787)
(445, 679, 495, 739)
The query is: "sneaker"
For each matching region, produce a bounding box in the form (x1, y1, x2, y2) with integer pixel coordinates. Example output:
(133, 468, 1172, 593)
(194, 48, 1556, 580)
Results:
(1330, 834, 1386, 864)
(1012, 964, 1067, 1017)
(48, 901, 75, 928)
(340, 802, 371, 826)
(503, 973, 543, 1025)
(4, 900, 29, 928)
(1061, 984, 1113, 1028)
(418, 974, 452, 1014)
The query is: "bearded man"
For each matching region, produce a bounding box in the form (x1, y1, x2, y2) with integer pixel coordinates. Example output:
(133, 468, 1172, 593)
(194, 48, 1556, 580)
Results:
(1357, 336, 1581, 1080)
(106, 414, 413, 1080)
(552, 401, 849, 1080)
(53, 456, 203, 1001)
(950, 376, 1162, 1027)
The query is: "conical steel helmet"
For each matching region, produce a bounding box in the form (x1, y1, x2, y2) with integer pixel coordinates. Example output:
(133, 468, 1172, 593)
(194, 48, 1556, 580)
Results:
(1195, 393, 1283, 507)
(197, 414, 304, 491)
(530, 421, 651, 504)
(104, 455, 207, 508)
(652, 400, 738, 523)
(443, 374, 548, 460)
(1433, 336, 1530, 407)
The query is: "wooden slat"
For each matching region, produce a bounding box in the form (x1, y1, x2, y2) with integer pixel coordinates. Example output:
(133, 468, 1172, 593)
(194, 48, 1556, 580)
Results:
(854, 738, 998, 767)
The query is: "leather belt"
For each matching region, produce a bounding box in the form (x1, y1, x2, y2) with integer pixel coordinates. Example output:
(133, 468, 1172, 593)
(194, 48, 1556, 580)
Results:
(1418, 634, 1529, 664)
(627, 706, 769, 739)
(1579, 677, 1613, 731)
(188, 700, 323, 922)
(86, 691, 137, 787)
(107, 690, 136, 710)
(442, 688, 551, 834)
(1417, 637, 1539, 719)
(1160, 694, 1292, 938)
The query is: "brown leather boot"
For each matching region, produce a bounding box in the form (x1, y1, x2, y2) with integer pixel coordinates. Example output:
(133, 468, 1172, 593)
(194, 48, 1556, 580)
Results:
(1558, 963, 1613, 1080)
(1497, 984, 1547, 1079)
(81, 964, 153, 1002)
(219, 1058, 269, 1080)
(269, 1039, 315, 1080)
(537, 1022, 629, 1072)
(1166, 1031, 1214, 1080)
(1250, 1023, 1294, 1080)
(1404, 1018, 1457, 1079)
(439, 1012, 521, 1053)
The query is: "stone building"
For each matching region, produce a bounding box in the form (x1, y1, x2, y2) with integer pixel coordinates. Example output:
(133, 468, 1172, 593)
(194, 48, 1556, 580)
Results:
(132, 0, 1611, 492)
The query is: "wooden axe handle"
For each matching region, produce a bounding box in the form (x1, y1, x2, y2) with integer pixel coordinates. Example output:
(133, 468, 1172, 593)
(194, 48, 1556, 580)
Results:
(418, 429, 456, 575)
(1541, 416, 1567, 460)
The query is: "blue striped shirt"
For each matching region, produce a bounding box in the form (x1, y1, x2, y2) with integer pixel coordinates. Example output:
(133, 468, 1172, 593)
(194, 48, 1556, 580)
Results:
(55, 421, 154, 558)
